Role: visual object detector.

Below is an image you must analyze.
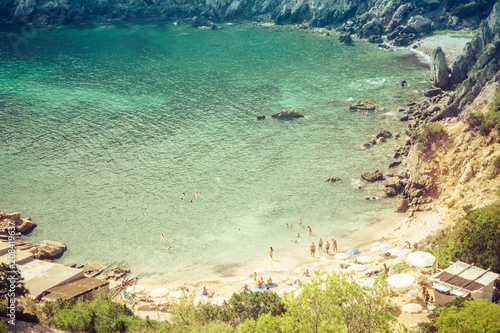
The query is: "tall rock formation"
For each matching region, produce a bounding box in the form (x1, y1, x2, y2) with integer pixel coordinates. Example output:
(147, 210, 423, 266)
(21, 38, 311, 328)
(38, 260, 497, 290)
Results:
(430, 47, 450, 89)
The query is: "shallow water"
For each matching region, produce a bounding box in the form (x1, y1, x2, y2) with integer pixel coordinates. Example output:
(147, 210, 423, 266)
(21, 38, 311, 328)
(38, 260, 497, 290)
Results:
(0, 21, 431, 281)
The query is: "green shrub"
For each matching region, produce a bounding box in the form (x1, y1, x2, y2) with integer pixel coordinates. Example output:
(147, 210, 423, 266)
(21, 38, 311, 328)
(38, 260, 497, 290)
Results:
(0, 320, 6, 333)
(451, 1, 478, 18)
(411, 122, 446, 152)
(489, 155, 500, 179)
(467, 91, 500, 135)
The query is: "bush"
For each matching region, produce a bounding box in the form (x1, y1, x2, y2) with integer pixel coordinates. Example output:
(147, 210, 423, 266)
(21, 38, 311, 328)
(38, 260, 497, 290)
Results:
(467, 90, 500, 135)
(427, 299, 500, 332)
(411, 122, 446, 152)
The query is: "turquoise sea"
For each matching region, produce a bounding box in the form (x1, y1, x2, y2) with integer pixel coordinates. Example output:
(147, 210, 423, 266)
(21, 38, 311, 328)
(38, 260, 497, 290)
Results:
(0, 21, 431, 281)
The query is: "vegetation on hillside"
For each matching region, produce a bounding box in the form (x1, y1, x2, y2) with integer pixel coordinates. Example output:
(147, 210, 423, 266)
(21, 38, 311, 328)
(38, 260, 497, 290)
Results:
(420, 202, 500, 273)
(419, 297, 500, 333)
(411, 122, 447, 152)
(466, 90, 500, 135)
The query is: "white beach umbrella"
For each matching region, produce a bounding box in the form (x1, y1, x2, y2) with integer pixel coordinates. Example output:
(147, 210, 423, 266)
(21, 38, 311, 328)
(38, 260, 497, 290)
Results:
(150, 288, 169, 298)
(407, 251, 436, 267)
(244, 279, 256, 285)
(357, 255, 375, 264)
(334, 252, 349, 260)
(402, 303, 423, 313)
(126, 285, 145, 294)
(386, 274, 416, 288)
(348, 264, 367, 272)
(211, 297, 229, 306)
(255, 267, 270, 274)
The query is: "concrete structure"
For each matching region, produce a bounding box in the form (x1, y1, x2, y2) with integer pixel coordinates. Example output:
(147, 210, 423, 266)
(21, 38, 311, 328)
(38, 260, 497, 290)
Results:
(18, 260, 85, 300)
(430, 261, 500, 305)
(0, 249, 35, 265)
(42, 277, 109, 302)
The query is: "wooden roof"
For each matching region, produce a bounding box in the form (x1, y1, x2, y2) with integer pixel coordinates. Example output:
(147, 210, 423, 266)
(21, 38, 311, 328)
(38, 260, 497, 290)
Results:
(432, 261, 499, 292)
(42, 277, 109, 301)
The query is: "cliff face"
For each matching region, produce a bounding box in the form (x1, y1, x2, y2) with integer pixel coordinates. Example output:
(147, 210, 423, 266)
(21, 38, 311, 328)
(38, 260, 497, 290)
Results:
(1, 0, 491, 32)
(396, 1, 500, 223)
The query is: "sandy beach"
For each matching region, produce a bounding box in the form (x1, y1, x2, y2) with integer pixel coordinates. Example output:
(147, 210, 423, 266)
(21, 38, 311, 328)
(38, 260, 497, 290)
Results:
(409, 35, 471, 65)
(129, 207, 445, 322)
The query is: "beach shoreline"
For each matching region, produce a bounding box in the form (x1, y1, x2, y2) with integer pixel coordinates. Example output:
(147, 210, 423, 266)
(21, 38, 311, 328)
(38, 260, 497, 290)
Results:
(133, 208, 445, 310)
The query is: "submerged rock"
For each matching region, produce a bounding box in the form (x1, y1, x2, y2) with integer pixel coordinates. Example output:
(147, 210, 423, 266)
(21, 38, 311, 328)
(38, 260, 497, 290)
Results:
(361, 170, 384, 182)
(326, 177, 342, 183)
(35, 240, 67, 259)
(271, 108, 304, 119)
(339, 34, 352, 44)
(348, 99, 375, 110)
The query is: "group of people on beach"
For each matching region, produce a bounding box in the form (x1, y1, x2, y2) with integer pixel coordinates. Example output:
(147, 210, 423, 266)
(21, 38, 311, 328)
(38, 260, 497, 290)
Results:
(310, 238, 337, 257)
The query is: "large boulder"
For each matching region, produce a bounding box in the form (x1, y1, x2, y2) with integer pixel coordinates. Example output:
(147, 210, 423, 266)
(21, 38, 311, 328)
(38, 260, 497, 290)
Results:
(35, 240, 67, 259)
(0, 212, 37, 235)
(396, 198, 410, 212)
(384, 187, 397, 197)
(376, 130, 392, 138)
(385, 176, 402, 192)
(271, 108, 304, 119)
(339, 33, 352, 44)
(348, 99, 375, 110)
(430, 47, 450, 89)
(360, 18, 383, 39)
(361, 170, 384, 182)
(17, 219, 37, 234)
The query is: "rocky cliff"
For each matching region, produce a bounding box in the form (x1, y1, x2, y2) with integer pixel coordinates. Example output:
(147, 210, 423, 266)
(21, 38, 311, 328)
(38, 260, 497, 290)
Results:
(1, 0, 494, 33)
(390, 1, 500, 224)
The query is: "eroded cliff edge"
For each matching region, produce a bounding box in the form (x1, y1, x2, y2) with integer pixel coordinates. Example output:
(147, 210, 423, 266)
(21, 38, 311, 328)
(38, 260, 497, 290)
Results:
(392, 1, 500, 226)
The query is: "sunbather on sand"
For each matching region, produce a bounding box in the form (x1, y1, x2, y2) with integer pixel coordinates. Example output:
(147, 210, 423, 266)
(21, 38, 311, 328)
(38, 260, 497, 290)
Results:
(267, 277, 273, 285)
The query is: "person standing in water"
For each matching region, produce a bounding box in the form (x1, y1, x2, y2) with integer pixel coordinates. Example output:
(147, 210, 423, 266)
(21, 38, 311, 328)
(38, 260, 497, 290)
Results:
(332, 239, 337, 252)
(308, 226, 312, 235)
(326, 241, 330, 254)
(318, 238, 323, 251)
(310, 242, 316, 257)
(270, 247, 274, 259)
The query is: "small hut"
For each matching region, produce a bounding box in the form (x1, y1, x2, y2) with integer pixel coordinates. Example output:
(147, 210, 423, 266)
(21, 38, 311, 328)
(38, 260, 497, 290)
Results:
(429, 261, 499, 305)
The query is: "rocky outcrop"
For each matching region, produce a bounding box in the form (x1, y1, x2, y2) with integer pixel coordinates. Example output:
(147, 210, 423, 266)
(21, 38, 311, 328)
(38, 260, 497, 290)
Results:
(429, 1, 500, 122)
(348, 99, 375, 110)
(430, 47, 450, 89)
(361, 170, 383, 182)
(34, 240, 66, 259)
(339, 33, 352, 44)
(102, 265, 130, 280)
(2, 0, 494, 32)
(271, 108, 304, 119)
(0, 211, 37, 235)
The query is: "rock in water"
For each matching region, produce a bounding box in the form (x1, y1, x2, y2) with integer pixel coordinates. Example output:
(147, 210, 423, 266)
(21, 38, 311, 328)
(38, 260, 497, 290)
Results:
(361, 170, 384, 182)
(348, 99, 375, 110)
(339, 33, 352, 44)
(376, 130, 392, 138)
(326, 177, 342, 183)
(430, 47, 450, 89)
(271, 108, 304, 119)
(35, 240, 67, 259)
